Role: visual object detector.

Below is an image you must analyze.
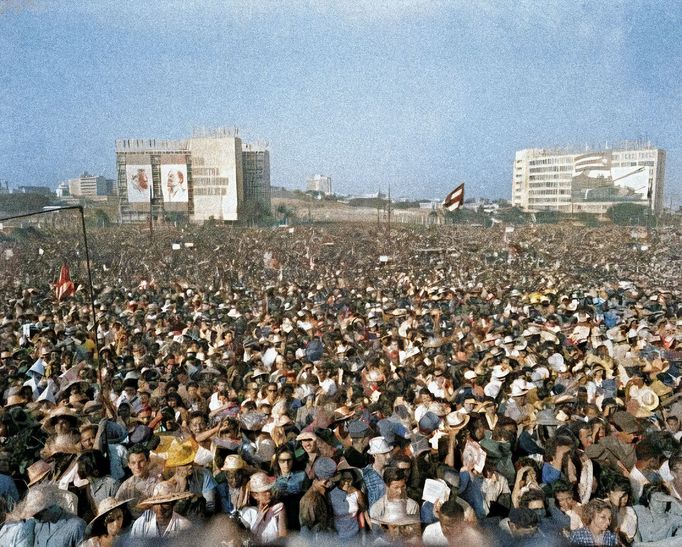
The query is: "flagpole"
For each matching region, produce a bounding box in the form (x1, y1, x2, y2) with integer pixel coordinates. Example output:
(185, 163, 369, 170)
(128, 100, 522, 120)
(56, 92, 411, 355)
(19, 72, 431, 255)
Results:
(77, 206, 102, 386)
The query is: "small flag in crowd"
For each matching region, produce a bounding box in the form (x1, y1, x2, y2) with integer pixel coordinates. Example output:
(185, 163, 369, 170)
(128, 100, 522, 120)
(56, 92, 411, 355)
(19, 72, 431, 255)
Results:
(55, 264, 75, 301)
(442, 183, 464, 211)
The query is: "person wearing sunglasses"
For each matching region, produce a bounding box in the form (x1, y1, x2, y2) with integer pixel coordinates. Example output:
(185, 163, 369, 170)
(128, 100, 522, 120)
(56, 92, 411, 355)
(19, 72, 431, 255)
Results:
(273, 447, 307, 531)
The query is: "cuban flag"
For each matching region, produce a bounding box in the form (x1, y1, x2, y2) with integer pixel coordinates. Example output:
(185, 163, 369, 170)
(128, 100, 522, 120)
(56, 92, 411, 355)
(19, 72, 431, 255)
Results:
(442, 183, 464, 211)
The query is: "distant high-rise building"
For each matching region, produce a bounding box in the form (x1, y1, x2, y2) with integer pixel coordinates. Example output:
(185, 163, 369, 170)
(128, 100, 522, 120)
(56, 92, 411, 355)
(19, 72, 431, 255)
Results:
(242, 143, 271, 217)
(512, 142, 665, 215)
(66, 172, 115, 197)
(306, 175, 332, 195)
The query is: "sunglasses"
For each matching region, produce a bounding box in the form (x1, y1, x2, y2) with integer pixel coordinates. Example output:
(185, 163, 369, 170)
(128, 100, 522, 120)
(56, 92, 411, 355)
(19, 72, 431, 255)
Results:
(279, 457, 293, 463)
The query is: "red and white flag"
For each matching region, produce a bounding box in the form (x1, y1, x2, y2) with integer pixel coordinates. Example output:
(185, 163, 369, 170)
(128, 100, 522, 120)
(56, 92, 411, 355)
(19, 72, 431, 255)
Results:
(442, 183, 465, 211)
(55, 264, 75, 301)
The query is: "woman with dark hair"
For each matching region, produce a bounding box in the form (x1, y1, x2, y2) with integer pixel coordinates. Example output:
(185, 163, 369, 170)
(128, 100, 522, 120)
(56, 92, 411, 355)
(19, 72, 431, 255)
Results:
(601, 473, 637, 544)
(570, 498, 617, 546)
(81, 497, 133, 547)
(166, 393, 188, 426)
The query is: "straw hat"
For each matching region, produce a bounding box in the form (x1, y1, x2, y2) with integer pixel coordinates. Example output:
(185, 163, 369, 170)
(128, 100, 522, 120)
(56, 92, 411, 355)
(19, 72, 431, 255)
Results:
(632, 387, 659, 416)
(9, 484, 76, 520)
(445, 411, 470, 430)
(374, 502, 421, 526)
(249, 472, 275, 493)
(41, 434, 81, 458)
(164, 439, 198, 468)
(26, 460, 54, 487)
(86, 497, 133, 534)
(43, 406, 80, 430)
(221, 454, 246, 472)
(138, 481, 193, 507)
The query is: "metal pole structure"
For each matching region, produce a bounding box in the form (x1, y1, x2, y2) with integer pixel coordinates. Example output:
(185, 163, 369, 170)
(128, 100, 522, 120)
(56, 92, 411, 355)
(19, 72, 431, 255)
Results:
(387, 183, 391, 239)
(77, 206, 102, 386)
(647, 180, 652, 240)
(149, 182, 154, 240)
(0, 206, 102, 385)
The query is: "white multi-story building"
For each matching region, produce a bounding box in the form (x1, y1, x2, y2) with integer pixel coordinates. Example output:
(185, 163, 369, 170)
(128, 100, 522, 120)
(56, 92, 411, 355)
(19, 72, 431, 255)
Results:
(66, 172, 115, 197)
(306, 175, 332, 195)
(512, 142, 665, 215)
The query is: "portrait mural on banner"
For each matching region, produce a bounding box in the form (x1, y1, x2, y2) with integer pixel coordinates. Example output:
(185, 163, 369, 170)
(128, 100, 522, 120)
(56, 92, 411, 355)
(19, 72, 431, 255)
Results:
(160, 164, 189, 203)
(125, 164, 153, 203)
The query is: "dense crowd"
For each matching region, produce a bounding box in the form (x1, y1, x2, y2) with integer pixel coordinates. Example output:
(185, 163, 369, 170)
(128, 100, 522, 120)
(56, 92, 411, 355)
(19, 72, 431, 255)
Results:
(0, 221, 680, 546)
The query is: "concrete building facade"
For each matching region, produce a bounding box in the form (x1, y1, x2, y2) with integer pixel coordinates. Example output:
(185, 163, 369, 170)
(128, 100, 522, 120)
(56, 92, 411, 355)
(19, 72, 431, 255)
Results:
(115, 129, 269, 224)
(306, 175, 332, 195)
(512, 142, 665, 215)
(189, 129, 243, 223)
(66, 172, 115, 197)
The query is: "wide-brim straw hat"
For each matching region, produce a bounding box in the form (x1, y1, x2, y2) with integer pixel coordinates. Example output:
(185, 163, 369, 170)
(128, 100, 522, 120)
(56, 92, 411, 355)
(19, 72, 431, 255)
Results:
(138, 482, 194, 507)
(163, 438, 198, 468)
(86, 497, 133, 534)
(27, 460, 54, 487)
(9, 484, 75, 520)
(445, 411, 470, 430)
(42, 434, 81, 458)
(43, 406, 80, 430)
(375, 506, 421, 526)
(221, 454, 247, 472)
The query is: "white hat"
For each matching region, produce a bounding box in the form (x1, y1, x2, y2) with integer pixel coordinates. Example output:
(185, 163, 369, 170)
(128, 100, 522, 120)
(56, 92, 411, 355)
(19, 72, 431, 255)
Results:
(367, 436, 392, 455)
(484, 379, 502, 398)
(445, 411, 470, 429)
(463, 370, 477, 380)
(548, 353, 567, 373)
(509, 379, 529, 397)
(491, 364, 511, 379)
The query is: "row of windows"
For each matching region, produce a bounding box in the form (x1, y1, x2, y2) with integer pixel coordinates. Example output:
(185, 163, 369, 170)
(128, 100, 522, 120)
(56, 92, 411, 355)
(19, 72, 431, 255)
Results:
(529, 174, 572, 182)
(528, 181, 570, 188)
(529, 165, 573, 173)
(529, 189, 570, 196)
(529, 157, 572, 166)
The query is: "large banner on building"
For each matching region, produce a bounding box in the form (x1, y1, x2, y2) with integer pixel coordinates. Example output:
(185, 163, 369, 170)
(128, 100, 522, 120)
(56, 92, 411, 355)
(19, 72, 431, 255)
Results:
(160, 164, 188, 203)
(125, 164, 153, 203)
(571, 152, 649, 203)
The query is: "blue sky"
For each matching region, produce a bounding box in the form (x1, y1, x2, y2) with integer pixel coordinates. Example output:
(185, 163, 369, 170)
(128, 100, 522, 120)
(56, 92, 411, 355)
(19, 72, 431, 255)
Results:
(1, 0, 681, 201)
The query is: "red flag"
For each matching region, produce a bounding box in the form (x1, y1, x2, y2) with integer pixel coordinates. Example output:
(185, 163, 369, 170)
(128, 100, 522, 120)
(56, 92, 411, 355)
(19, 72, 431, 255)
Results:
(55, 264, 75, 301)
(442, 183, 464, 211)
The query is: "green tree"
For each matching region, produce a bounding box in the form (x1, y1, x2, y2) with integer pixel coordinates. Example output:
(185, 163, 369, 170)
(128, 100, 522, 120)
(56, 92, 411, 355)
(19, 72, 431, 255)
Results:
(606, 203, 649, 226)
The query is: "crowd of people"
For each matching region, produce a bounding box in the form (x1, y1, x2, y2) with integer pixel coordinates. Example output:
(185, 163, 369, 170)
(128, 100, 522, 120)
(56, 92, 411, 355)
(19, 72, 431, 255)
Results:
(0, 220, 680, 546)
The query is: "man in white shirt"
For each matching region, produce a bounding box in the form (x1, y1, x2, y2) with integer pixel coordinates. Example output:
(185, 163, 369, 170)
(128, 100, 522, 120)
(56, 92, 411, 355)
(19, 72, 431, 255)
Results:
(130, 482, 193, 539)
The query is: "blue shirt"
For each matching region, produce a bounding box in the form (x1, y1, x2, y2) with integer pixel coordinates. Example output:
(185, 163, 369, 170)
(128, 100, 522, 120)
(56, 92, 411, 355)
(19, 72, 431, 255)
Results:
(361, 466, 386, 508)
(542, 462, 562, 485)
(0, 473, 19, 502)
(274, 471, 307, 496)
